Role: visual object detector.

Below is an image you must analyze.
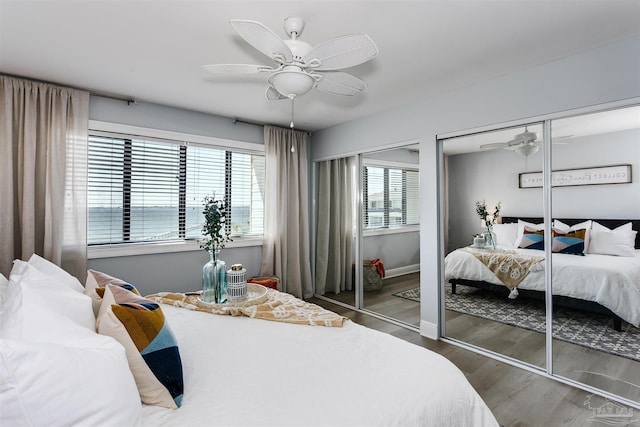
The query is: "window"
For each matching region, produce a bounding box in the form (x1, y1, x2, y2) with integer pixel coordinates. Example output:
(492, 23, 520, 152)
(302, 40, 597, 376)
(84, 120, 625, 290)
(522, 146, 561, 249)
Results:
(88, 131, 265, 246)
(362, 163, 419, 230)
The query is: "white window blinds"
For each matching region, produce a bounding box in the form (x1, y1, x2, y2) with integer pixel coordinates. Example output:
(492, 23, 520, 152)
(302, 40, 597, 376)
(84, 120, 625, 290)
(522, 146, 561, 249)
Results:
(362, 164, 419, 230)
(88, 133, 265, 245)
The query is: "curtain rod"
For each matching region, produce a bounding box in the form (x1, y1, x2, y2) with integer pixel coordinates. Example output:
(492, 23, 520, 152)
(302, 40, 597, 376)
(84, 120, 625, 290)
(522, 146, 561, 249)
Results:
(233, 117, 311, 135)
(1, 73, 136, 105)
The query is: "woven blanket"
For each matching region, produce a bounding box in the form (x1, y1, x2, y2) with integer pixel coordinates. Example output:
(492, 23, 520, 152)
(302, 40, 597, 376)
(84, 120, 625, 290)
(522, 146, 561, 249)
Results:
(146, 287, 346, 327)
(463, 248, 544, 290)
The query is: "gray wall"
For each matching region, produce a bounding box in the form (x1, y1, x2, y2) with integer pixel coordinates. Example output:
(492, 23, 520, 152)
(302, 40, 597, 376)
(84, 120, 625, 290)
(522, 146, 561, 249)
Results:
(446, 128, 640, 252)
(87, 97, 265, 295)
(310, 37, 640, 335)
(363, 231, 420, 273)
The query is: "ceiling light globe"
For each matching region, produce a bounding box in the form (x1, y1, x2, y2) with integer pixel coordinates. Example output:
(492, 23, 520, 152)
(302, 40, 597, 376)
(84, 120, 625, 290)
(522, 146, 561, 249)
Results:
(268, 70, 314, 99)
(516, 144, 540, 157)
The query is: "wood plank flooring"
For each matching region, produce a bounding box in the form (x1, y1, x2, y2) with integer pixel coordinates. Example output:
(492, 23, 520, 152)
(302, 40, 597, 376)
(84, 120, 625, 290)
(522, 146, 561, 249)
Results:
(310, 273, 640, 427)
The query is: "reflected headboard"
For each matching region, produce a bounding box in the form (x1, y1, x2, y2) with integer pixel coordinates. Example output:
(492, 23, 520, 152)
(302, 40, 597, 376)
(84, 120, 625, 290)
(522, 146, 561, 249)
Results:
(501, 217, 640, 249)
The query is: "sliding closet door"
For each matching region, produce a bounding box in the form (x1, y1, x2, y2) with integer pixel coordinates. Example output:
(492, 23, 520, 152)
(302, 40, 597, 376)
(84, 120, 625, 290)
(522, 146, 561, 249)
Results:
(550, 106, 640, 403)
(441, 123, 547, 368)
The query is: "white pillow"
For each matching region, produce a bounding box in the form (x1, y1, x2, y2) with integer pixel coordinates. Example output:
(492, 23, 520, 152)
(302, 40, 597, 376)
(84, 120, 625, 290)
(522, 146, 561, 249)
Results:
(554, 220, 592, 252)
(0, 337, 141, 427)
(514, 220, 544, 248)
(0, 273, 8, 307)
(27, 254, 84, 293)
(491, 223, 518, 247)
(587, 222, 637, 257)
(9, 261, 95, 331)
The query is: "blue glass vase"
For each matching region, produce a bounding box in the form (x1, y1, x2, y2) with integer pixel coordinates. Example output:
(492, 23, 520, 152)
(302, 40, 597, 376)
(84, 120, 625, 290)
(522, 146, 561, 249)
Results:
(202, 250, 227, 304)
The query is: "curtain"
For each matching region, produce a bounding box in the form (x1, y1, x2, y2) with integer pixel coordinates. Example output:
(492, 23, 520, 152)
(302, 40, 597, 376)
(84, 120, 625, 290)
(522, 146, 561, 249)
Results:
(315, 157, 356, 295)
(260, 125, 313, 299)
(0, 76, 89, 280)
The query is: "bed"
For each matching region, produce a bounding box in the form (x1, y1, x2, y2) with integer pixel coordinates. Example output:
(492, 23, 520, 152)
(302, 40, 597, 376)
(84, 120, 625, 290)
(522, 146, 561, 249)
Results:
(1, 255, 499, 427)
(444, 217, 640, 330)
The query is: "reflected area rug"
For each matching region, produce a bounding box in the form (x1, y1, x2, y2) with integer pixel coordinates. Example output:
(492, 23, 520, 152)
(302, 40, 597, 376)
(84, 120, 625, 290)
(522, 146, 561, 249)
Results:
(392, 283, 640, 362)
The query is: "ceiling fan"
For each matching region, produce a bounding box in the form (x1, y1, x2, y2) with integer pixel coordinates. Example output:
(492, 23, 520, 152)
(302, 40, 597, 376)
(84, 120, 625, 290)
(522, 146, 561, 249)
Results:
(202, 16, 378, 128)
(479, 127, 542, 157)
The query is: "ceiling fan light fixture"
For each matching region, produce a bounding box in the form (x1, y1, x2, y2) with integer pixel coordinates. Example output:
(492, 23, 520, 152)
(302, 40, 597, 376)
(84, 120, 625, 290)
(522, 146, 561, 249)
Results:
(515, 143, 540, 157)
(268, 69, 315, 99)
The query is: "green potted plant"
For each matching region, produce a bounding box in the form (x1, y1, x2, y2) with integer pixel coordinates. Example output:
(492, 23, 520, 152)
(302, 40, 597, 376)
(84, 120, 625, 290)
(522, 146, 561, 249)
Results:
(200, 194, 233, 304)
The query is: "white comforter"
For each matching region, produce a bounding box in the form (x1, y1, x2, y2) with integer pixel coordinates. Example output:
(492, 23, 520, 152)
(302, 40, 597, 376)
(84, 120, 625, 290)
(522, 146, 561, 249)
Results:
(142, 304, 499, 427)
(445, 246, 640, 327)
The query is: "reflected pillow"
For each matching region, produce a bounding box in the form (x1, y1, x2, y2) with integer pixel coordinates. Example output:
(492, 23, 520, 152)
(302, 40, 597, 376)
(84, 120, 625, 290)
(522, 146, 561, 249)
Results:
(554, 220, 592, 252)
(552, 229, 586, 255)
(518, 226, 545, 250)
(492, 223, 518, 247)
(514, 220, 544, 248)
(587, 222, 637, 257)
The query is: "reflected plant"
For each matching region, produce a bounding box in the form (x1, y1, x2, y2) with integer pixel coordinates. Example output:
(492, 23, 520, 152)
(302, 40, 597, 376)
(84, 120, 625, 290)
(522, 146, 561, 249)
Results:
(475, 199, 501, 229)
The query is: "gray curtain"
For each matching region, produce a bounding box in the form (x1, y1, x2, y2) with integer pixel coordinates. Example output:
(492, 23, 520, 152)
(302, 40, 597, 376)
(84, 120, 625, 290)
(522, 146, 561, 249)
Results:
(260, 125, 313, 299)
(315, 157, 356, 295)
(0, 76, 89, 280)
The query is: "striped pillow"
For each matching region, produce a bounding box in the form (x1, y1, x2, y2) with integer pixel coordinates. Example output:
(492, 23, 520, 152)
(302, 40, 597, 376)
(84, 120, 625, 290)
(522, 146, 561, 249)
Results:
(97, 284, 183, 408)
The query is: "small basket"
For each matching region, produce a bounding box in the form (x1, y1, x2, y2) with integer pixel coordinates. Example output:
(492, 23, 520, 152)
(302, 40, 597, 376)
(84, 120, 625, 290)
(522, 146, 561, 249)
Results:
(247, 276, 280, 290)
(363, 260, 383, 291)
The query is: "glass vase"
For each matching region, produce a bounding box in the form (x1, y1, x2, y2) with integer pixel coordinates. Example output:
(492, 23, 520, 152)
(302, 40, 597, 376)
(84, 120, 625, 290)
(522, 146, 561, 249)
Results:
(202, 250, 227, 304)
(484, 226, 497, 250)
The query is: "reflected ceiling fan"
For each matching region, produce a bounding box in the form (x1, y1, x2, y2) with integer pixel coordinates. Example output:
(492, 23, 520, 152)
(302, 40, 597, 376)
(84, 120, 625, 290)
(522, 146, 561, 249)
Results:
(202, 16, 378, 128)
(480, 127, 543, 157)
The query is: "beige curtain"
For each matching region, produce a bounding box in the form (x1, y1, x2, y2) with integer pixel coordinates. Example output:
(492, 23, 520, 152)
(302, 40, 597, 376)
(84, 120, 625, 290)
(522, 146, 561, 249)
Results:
(0, 76, 89, 280)
(260, 125, 313, 299)
(315, 157, 356, 295)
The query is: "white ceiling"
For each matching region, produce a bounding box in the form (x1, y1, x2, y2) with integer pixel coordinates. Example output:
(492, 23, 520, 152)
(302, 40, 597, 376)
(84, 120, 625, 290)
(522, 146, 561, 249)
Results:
(1, 1, 639, 132)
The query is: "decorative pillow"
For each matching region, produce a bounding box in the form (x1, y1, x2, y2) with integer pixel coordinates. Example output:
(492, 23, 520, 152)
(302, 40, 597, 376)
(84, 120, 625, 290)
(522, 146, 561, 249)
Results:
(97, 284, 183, 408)
(85, 269, 141, 315)
(514, 220, 544, 248)
(587, 222, 637, 257)
(552, 228, 587, 255)
(553, 220, 592, 252)
(491, 223, 518, 247)
(518, 225, 545, 250)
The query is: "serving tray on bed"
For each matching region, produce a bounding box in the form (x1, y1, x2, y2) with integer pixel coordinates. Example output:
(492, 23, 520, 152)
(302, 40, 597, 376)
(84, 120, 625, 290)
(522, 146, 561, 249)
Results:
(196, 283, 269, 308)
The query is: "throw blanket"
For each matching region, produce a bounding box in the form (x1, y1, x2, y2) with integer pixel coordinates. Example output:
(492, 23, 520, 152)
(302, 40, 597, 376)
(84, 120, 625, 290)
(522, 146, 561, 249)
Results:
(463, 248, 544, 291)
(146, 287, 346, 327)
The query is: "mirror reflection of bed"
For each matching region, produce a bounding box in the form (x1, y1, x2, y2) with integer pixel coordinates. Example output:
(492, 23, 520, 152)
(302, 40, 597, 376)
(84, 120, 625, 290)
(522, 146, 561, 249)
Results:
(441, 105, 640, 403)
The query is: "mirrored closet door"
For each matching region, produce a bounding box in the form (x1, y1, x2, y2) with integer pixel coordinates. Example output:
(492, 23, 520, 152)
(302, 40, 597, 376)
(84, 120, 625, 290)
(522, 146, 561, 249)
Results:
(550, 105, 640, 403)
(440, 123, 547, 369)
(313, 144, 421, 328)
(360, 147, 420, 327)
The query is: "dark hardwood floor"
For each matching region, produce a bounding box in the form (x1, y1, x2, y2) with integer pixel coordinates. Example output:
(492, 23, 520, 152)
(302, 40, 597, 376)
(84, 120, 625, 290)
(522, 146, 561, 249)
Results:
(309, 273, 640, 427)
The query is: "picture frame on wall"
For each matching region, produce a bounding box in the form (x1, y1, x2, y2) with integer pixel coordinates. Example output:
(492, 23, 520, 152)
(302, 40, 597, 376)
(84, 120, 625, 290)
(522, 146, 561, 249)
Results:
(519, 164, 632, 188)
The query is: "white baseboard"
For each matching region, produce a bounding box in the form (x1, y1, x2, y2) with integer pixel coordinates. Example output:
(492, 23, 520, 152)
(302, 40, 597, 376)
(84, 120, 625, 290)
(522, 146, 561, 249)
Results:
(420, 321, 439, 340)
(385, 263, 420, 278)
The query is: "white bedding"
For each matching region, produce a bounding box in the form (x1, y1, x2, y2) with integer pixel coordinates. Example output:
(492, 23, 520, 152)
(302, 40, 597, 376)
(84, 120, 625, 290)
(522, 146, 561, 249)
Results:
(141, 304, 499, 427)
(444, 246, 640, 327)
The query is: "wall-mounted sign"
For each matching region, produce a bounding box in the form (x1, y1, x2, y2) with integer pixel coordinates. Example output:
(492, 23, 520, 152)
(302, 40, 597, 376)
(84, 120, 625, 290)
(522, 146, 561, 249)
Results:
(519, 164, 632, 188)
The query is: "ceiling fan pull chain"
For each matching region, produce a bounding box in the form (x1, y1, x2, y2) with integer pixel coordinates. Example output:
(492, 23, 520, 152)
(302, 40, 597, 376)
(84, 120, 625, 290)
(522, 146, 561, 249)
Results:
(290, 97, 295, 129)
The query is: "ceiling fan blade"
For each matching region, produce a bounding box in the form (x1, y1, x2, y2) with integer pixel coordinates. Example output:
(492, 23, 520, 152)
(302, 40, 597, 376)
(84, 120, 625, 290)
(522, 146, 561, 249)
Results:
(230, 20, 293, 63)
(202, 64, 273, 74)
(265, 85, 287, 101)
(480, 142, 508, 150)
(315, 72, 367, 96)
(304, 34, 378, 71)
